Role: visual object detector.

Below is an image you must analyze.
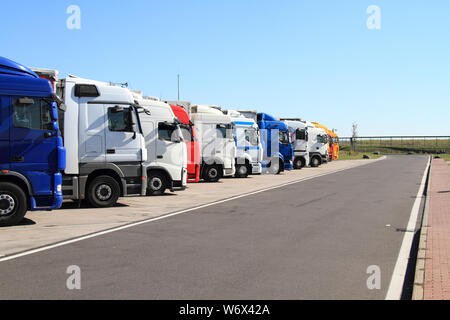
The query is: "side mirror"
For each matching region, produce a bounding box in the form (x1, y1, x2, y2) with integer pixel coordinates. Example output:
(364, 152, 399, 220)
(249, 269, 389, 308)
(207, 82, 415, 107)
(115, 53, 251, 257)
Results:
(58, 103, 67, 112)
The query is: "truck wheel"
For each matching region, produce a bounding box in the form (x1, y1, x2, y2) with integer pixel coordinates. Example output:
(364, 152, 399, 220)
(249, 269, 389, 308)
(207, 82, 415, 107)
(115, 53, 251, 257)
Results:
(147, 172, 167, 195)
(87, 175, 120, 208)
(235, 164, 249, 178)
(311, 156, 320, 168)
(268, 159, 281, 175)
(0, 182, 27, 227)
(293, 157, 305, 170)
(204, 165, 221, 182)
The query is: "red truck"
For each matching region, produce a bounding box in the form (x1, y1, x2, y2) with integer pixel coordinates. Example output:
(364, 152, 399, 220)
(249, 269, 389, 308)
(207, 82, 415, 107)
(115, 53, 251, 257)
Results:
(169, 103, 201, 183)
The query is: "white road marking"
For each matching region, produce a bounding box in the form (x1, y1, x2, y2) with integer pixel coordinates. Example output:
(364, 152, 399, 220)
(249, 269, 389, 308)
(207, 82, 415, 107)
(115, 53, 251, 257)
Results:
(385, 156, 431, 300)
(0, 157, 385, 263)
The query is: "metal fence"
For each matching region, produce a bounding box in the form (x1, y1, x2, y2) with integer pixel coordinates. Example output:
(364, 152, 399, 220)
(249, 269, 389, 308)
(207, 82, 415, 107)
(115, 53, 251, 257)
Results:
(339, 136, 450, 154)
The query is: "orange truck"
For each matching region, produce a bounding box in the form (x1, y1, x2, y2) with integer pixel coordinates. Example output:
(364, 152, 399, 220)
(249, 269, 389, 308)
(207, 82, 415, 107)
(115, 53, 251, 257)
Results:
(312, 122, 339, 161)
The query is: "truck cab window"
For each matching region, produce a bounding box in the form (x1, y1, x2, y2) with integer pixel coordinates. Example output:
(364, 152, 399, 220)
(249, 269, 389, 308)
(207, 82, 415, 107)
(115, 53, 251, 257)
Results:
(13, 98, 54, 131)
(158, 122, 179, 142)
(245, 129, 259, 146)
(279, 131, 290, 145)
(180, 124, 194, 142)
(108, 107, 133, 132)
(217, 124, 234, 139)
(296, 129, 307, 141)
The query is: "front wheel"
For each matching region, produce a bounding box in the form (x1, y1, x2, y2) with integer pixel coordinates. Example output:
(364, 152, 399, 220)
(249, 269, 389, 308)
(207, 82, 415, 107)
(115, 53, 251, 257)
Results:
(204, 165, 222, 182)
(87, 175, 120, 208)
(268, 159, 281, 175)
(310, 156, 321, 168)
(147, 172, 167, 196)
(0, 182, 27, 227)
(293, 157, 305, 170)
(235, 164, 250, 178)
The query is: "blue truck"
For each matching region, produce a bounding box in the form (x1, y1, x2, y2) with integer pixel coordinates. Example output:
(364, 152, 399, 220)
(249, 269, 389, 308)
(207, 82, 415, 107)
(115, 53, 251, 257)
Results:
(0, 57, 66, 226)
(257, 113, 294, 174)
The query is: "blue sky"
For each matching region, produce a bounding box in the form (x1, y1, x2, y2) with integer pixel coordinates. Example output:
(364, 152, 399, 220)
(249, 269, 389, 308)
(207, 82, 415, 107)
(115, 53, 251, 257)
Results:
(1, 0, 449, 136)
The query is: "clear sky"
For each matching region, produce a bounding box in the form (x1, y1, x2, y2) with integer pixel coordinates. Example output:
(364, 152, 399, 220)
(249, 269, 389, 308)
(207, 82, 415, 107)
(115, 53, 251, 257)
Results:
(1, 0, 449, 137)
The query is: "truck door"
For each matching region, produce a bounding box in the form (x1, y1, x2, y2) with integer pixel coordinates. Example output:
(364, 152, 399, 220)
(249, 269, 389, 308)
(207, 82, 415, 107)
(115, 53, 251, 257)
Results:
(0, 97, 10, 170)
(105, 104, 142, 163)
(156, 121, 183, 169)
(9, 96, 59, 194)
(139, 113, 157, 164)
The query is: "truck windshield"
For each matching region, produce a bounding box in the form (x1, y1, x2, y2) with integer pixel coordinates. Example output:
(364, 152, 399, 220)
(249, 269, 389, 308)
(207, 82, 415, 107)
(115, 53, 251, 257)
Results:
(245, 128, 259, 146)
(279, 131, 290, 145)
(13, 98, 54, 131)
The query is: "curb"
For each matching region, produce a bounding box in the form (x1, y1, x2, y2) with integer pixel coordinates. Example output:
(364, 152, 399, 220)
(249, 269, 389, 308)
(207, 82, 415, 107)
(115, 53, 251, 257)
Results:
(412, 157, 432, 300)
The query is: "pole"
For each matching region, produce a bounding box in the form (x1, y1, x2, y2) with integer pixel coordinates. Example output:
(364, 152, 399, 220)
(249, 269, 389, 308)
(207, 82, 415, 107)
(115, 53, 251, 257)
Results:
(177, 74, 180, 101)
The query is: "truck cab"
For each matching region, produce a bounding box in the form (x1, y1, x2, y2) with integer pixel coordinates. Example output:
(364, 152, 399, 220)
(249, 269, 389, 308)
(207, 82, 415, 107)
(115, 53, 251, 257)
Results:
(0, 57, 66, 226)
(280, 118, 310, 169)
(223, 109, 262, 178)
(256, 113, 294, 174)
(133, 93, 187, 195)
(312, 122, 339, 161)
(190, 105, 236, 182)
(168, 101, 201, 183)
(306, 121, 329, 167)
(56, 76, 148, 207)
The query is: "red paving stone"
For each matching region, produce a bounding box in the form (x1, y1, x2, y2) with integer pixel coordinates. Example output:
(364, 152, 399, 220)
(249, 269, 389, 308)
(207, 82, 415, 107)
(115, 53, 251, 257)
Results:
(424, 159, 450, 300)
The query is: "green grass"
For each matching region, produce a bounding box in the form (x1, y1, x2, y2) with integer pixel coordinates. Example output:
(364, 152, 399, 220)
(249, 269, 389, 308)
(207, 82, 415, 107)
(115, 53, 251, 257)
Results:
(433, 154, 450, 164)
(340, 138, 450, 154)
(338, 151, 383, 161)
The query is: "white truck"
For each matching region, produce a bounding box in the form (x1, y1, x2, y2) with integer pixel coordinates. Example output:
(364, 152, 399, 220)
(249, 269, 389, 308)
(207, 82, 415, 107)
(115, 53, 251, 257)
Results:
(190, 105, 236, 182)
(223, 109, 262, 177)
(280, 118, 310, 169)
(132, 92, 187, 195)
(281, 118, 329, 168)
(55, 76, 148, 207)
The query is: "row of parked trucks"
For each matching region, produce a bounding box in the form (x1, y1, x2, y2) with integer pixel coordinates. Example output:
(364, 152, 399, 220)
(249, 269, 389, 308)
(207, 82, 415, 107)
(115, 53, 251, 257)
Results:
(0, 57, 339, 226)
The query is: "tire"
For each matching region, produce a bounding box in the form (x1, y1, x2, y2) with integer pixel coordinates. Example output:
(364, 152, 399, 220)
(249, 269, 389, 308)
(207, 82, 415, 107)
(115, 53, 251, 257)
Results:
(87, 175, 120, 208)
(235, 164, 250, 178)
(268, 158, 281, 175)
(310, 156, 321, 168)
(204, 165, 222, 182)
(0, 182, 27, 227)
(147, 172, 167, 196)
(293, 157, 305, 170)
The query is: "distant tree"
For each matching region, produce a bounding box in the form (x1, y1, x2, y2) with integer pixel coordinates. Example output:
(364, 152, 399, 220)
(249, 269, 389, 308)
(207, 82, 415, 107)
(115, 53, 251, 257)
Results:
(351, 122, 358, 152)
(352, 122, 358, 138)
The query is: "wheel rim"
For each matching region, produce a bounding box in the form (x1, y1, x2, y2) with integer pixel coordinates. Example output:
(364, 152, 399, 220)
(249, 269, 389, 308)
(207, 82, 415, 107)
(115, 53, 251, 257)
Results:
(0, 194, 16, 216)
(295, 159, 302, 168)
(96, 184, 112, 201)
(270, 161, 280, 174)
(239, 166, 248, 175)
(208, 168, 218, 179)
(150, 177, 163, 191)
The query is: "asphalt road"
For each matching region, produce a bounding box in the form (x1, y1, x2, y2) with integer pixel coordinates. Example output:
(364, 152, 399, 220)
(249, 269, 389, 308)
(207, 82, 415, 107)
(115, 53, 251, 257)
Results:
(0, 155, 428, 300)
